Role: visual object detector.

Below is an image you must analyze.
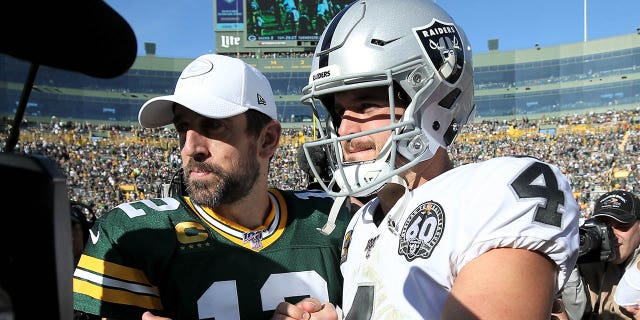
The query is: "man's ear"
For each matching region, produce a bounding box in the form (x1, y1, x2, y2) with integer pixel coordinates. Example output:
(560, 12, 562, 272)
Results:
(259, 120, 281, 158)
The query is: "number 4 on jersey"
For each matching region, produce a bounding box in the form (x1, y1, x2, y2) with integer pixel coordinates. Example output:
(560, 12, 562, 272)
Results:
(510, 162, 564, 227)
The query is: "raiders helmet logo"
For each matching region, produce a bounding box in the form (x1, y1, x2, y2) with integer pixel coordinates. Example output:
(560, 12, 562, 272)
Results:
(398, 200, 445, 261)
(413, 19, 465, 84)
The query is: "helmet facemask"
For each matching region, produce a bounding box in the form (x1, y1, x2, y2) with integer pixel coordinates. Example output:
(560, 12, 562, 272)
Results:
(302, 69, 428, 197)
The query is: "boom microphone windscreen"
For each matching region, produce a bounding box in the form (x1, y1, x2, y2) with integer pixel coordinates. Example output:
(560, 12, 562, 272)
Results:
(296, 146, 328, 179)
(1, 0, 137, 79)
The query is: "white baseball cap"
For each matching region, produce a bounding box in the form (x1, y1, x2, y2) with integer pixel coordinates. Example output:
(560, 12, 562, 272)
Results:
(138, 54, 277, 128)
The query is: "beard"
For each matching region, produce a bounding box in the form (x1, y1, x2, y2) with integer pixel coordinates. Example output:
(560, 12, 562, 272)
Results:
(183, 149, 260, 208)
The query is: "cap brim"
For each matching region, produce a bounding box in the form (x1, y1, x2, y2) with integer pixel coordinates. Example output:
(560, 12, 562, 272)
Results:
(138, 97, 177, 128)
(138, 95, 251, 128)
(592, 211, 636, 224)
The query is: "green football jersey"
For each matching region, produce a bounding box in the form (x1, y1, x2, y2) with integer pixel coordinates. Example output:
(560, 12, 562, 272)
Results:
(73, 189, 350, 319)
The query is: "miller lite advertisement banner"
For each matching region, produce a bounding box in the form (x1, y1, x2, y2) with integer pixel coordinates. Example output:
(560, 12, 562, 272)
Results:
(215, 0, 355, 52)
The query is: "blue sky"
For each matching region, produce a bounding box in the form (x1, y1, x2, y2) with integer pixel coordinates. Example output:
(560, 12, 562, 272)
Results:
(105, 0, 640, 59)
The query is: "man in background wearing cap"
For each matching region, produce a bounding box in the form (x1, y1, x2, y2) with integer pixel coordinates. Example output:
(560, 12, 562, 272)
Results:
(72, 54, 351, 319)
(559, 189, 640, 319)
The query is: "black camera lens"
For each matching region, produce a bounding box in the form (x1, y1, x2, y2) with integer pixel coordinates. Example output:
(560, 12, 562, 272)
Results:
(577, 219, 617, 264)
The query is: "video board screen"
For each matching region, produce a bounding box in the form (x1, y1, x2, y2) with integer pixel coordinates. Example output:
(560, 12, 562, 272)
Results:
(216, 0, 245, 30)
(246, 0, 354, 42)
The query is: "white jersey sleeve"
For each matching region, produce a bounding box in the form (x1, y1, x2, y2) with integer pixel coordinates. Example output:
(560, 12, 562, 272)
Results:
(339, 156, 580, 319)
(615, 260, 640, 307)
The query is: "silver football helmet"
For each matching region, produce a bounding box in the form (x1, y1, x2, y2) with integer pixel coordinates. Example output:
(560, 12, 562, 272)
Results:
(301, 0, 475, 198)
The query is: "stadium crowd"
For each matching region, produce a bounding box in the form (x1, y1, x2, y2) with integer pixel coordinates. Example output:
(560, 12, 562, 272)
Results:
(2, 107, 639, 218)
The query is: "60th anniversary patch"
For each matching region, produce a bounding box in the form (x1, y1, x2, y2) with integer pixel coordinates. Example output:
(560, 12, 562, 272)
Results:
(398, 200, 445, 261)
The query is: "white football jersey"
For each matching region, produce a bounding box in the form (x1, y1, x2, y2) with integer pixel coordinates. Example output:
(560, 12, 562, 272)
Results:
(339, 156, 580, 319)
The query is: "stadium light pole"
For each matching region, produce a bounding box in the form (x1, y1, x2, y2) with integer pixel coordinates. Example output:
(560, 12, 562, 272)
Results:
(584, 0, 588, 42)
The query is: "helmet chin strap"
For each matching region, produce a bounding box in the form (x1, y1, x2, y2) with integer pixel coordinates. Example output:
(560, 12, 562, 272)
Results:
(334, 160, 392, 197)
(333, 133, 397, 197)
(384, 176, 411, 234)
(332, 121, 425, 198)
(317, 195, 348, 235)
(317, 126, 415, 235)
(317, 175, 408, 236)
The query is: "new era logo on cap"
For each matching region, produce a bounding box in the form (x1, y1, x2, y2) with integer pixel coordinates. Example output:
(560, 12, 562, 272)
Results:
(257, 93, 266, 105)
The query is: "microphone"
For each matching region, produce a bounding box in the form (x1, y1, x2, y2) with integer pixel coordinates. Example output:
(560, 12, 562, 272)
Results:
(1, 0, 137, 79)
(296, 146, 328, 181)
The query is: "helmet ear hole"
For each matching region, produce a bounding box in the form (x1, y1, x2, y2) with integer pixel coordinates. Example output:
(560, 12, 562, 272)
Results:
(438, 88, 461, 109)
(439, 88, 464, 146)
(443, 120, 459, 146)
